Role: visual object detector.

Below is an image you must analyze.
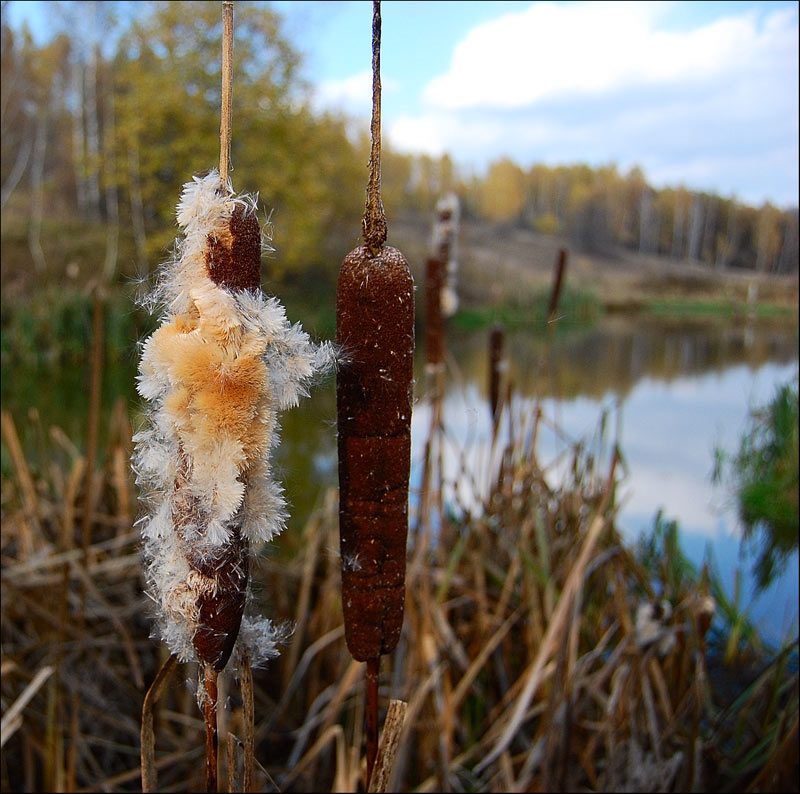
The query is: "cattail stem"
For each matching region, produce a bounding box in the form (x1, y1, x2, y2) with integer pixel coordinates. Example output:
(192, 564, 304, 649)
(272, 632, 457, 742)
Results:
(220, 1, 234, 187)
(363, 0, 387, 252)
(203, 663, 219, 794)
(240, 651, 255, 793)
(365, 657, 380, 787)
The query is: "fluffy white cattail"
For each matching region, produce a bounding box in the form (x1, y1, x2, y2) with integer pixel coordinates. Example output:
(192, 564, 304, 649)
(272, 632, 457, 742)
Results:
(431, 192, 459, 318)
(133, 171, 331, 671)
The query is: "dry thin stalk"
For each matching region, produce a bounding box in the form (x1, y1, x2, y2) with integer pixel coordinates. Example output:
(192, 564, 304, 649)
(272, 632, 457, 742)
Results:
(219, 1, 233, 186)
(239, 653, 254, 793)
(73, 564, 144, 689)
(1, 409, 42, 550)
(0, 665, 54, 748)
(226, 729, 237, 793)
(203, 663, 219, 793)
(368, 699, 408, 793)
(366, 657, 380, 787)
(477, 455, 618, 772)
(284, 509, 324, 683)
(140, 654, 178, 793)
(81, 288, 104, 569)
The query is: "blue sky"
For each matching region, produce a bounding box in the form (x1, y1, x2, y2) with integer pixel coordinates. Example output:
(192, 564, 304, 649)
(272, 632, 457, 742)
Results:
(6, 1, 799, 207)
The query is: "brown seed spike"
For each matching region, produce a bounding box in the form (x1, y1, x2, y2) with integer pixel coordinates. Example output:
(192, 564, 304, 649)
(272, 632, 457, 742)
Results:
(174, 198, 260, 673)
(192, 527, 249, 671)
(337, 244, 414, 661)
(172, 454, 250, 673)
(205, 203, 262, 292)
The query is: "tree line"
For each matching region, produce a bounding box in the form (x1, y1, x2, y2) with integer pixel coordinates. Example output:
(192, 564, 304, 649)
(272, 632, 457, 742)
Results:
(2, 0, 797, 291)
(460, 157, 798, 274)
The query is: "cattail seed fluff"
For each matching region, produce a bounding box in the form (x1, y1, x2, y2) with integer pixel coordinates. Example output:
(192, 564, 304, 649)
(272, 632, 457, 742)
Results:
(337, 244, 414, 662)
(134, 171, 330, 671)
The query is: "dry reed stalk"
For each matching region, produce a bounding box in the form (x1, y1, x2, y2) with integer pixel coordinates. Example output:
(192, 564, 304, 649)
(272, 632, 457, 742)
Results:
(81, 287, 104, 575)
(1, 409, 41, 554)
(477, 452, 619, 773)
(140, 654, 178, 793)
(0, 665, 54, 748)
(203, 664, 220, 792)
(367, 699, 407, 793)
(283, 505, 324, 684)
(238, 651, 254, 793)
(336, 0, 413, 786)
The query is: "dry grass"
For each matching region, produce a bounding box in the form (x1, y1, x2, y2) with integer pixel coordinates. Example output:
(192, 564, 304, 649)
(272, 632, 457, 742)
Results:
(1, 370, 798, 791)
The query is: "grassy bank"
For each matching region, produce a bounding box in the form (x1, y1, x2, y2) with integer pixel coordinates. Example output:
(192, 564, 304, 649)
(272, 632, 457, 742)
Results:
(644, 296, 798, 320)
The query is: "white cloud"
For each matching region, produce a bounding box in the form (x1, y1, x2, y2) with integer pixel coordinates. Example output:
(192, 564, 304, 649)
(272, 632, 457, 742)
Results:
(422, 2, 795, 110)
(392, 2, 798, 204)
(314, 69, 401, 117)
(314, 69, 373, 114)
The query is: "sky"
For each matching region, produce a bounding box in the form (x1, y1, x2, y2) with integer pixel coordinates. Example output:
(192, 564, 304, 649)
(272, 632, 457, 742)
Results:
(6, 0, 799, 207)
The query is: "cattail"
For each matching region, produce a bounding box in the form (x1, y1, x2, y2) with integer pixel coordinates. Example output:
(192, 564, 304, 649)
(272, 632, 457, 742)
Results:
(547, 247, 568, 324)
(336, 1, 413, 784)
(134, 171, 330, 674)
(337, 245, 414, 661)
(488, 323, 505, 425)
(425, 193, 460, 371)
(336, 0, 414, 668)
(433, 192, 460, 319)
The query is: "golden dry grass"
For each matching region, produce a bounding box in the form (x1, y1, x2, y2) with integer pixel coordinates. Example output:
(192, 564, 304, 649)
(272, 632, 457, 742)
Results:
(1, 367, 797, 792)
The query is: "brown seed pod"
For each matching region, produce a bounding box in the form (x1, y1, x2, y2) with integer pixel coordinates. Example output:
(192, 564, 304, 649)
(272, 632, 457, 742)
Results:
(489, 323, 505, 424)
(205, 201, 262, 292)
(425, 255, 446, 369)
(196, 200, 259, 672)
(337, 244, 414, 661)
(169, 197, 260, 673)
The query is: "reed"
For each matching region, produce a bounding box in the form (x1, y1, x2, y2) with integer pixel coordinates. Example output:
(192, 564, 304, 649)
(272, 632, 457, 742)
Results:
(336, 1, 414, 785)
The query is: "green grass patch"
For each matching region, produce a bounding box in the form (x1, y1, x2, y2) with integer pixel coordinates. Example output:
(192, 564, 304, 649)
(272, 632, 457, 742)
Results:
(451, 285, 602, 333)
(646, 298, 797, 320)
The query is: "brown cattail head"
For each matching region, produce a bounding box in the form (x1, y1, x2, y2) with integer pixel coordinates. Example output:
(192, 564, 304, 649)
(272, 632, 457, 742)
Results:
(547, 248, 568, 324)
(337, 244, 414, 661)
(489, 323, 505, 424)
(425, 256, 446, 369)
(205, 202, 261, 292)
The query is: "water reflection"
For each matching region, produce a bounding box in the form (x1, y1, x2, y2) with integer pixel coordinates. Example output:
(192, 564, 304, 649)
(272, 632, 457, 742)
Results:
(409, 316, 798, 646)
(446, 315, 797, 402)
(3, 313, 797, 642)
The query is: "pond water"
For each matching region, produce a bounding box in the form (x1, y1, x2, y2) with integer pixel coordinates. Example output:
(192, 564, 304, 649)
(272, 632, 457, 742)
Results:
(409, 318, 798, 648)
(2, 311, 798, 646)
(290, 312, 799, 647)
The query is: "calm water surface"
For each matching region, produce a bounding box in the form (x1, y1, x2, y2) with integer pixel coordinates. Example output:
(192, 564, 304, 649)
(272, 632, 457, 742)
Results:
(407, 315, 799, 647)
(3, 313, 797, 645)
